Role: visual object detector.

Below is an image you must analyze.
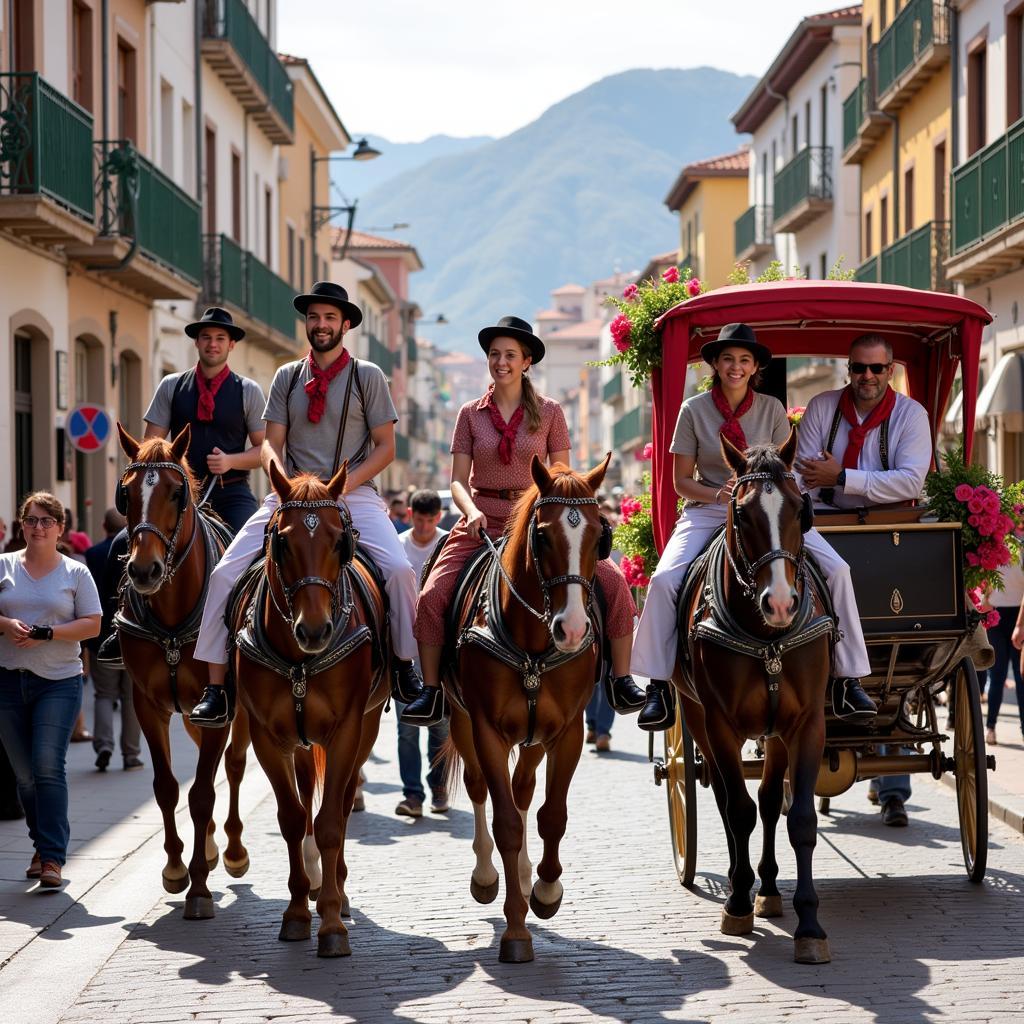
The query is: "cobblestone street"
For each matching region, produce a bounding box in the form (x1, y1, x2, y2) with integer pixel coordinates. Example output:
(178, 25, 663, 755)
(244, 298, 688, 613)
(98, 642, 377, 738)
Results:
(3, 707, 1023, 1023)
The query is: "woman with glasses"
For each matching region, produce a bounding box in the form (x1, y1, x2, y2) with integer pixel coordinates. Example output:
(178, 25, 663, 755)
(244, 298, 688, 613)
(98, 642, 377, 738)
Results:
(0, 492, 102, 888)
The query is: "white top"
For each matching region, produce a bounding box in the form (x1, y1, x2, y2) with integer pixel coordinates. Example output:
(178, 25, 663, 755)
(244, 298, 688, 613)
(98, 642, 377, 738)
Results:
(399, 527, 448, 584)
(796, 388, 932, 508)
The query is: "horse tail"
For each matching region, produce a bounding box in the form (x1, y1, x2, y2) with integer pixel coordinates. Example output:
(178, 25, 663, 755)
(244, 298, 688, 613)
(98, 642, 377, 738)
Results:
(438, 736, 462, 800)
(313, 743, 327, 800)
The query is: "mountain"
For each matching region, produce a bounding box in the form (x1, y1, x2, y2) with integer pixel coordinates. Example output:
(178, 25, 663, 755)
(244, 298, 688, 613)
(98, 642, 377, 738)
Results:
(346, 134, 494, 199)
(357, 67, 756, 351)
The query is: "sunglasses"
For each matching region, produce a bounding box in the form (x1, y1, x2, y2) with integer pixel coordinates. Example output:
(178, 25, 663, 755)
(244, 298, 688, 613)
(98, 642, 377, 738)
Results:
(849, 361, 892, 375)
(23, 516, 59, 530)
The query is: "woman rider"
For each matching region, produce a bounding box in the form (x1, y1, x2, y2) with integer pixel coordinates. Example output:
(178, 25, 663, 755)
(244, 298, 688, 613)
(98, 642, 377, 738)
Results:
(402, 315, 644, 727)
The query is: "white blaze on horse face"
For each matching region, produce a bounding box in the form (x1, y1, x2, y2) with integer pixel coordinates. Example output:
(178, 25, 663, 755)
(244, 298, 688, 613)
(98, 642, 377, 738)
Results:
(759, 486, 794, 623)
(140, 469, 157, 525)
(551, 507, 588, 650)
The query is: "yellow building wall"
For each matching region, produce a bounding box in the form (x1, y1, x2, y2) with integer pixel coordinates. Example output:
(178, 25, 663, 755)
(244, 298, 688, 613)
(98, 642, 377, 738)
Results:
(678, 176, 749, 289)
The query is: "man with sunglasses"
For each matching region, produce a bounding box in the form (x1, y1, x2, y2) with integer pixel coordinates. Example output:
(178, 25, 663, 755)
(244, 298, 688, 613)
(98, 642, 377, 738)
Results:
(795, 334, 932, 824)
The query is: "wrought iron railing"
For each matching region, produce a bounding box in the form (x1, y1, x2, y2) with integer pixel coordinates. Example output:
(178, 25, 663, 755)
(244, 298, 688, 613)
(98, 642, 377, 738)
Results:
(0, 72, 94, 220)
(876, 0, 948, 98)
(603, 371, 623, 403)
(395, 433, 410, 462)
(405, 334, 418, 369)
(854, 255, 879, 283)
(612, 405, 647, 449)
(842, 78, 865, 153)
(368, 334, 394, 376)
(879, 221, 949, 291)
(773, 146, 832, 222)
(734, 204, 773, 256)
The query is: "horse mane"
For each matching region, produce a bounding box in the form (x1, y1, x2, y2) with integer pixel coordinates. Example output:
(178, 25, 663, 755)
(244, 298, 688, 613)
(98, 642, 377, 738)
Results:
(742, 443, 790, 484)
(135, 436, 200, 499)
(282, 473, 330, 502)
(503, 463, 594, 571)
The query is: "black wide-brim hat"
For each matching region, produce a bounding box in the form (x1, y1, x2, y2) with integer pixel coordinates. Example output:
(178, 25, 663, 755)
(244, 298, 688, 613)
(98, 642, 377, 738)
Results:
(185, 306, 245, 342)
(700, 322, 772, 368)
(478, 315, 545, 364)
(293, 281, 363, 328)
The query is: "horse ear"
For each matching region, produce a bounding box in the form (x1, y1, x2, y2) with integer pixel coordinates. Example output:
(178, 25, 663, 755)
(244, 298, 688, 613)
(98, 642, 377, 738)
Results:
(530, 454, 553, 493)
(585, 452, 612, 494)
(720, 435, 747, 476)
(778, 428, 798, 469)
(326, 460, 348, 501)
(268, 459, 292, 501)
(117, 422, 140, 460)
(170, 424, 191, 462)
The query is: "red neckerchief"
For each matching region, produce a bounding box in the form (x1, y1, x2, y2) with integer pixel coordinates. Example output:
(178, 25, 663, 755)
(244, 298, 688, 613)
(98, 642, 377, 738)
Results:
(304, 349, 350, 424)
(710, 382, 754, 451)
(482, 386, 525, 465)
(838, 384, 896, 469)
(195, 363, 231, 423)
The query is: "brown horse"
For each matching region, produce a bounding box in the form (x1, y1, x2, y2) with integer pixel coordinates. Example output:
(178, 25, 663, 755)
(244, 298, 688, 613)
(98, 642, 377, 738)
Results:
(443, 454, 611, 963)
(115, 424, 250, 919)
(675, 434, 834, 964)
(229, 460, 388, 958)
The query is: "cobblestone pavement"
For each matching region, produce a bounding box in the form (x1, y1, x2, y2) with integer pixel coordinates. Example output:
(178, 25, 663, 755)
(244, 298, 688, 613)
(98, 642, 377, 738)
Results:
(6, 713, 1024, 1023)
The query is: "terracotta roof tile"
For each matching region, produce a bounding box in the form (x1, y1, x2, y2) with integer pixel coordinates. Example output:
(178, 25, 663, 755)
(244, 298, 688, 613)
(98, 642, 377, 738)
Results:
(665, 147, 749, 210)
(338, 229, 417, 251)
(550, 318, 604, 340)
(551, 283, 586, 294)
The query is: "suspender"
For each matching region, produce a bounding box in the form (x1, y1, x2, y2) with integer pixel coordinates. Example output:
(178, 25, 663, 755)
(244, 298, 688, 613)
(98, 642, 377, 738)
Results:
(824, 403, 890, 470)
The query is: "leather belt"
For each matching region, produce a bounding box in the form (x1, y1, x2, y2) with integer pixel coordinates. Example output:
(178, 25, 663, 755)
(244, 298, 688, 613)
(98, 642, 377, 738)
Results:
(474, 487, 524, 501)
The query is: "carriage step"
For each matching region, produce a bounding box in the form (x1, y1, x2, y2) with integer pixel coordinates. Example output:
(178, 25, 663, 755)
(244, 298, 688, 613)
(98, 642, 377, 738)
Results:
(653, 759, 668, 786)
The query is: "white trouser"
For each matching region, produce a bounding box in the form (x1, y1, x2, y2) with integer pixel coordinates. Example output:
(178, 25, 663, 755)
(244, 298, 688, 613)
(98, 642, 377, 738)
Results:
(194, 485, 419, 665)
(629, 506, 872, 681)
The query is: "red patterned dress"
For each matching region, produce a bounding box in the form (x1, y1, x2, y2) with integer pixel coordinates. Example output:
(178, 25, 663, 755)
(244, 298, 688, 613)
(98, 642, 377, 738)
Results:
(414, 389, 636, 646)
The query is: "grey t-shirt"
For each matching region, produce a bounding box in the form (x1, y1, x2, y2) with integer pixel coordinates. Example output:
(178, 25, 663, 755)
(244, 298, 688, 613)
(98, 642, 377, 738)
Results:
(144, 369, 266, 433)
(0, 554, 102, 679)
(671, 389, 791, 494)
(263, 357, 398, 482)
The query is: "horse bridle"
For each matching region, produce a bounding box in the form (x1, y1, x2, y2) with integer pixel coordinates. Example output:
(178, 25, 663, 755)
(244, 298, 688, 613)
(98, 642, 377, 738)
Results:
(484, 495, 602, 626)
(266, 498, 356, 629)
(725, 471, 805, 601)
(119, 461, 198, 588)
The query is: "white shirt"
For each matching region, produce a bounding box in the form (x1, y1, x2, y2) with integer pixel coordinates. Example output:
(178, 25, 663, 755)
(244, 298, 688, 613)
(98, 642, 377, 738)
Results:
(399, 527, 448, 584)
(796, 388, 932, 508)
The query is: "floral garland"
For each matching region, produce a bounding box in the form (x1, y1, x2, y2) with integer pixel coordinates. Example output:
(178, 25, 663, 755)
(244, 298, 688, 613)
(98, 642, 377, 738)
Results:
(612, 468, 683, 589)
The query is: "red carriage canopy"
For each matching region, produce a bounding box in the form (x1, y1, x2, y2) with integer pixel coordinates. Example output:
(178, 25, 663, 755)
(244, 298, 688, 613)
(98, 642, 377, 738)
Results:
(649, 280, 991, 552)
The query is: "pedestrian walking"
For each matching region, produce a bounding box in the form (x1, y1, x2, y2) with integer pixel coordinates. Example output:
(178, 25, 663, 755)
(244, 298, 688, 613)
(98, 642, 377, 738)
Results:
(389, 496, 411, 533)
(394, 489, 449, 817)
(0, 492, 102, 888)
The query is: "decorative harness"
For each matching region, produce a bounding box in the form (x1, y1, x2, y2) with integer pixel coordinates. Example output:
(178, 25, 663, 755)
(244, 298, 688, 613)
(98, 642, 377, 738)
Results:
(686, 471, 836, 737)
(460, 496, 600, 746)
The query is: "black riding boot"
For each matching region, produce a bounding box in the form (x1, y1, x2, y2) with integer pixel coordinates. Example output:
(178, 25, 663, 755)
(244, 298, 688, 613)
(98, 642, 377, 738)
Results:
(392, 659, 423, 704)
(189, 685, 231, 728)
(401, 685, 447, 727)
(604, 673, 646, 714)
(829, 677, 877, 723)
(96, 631, 124, 669)
(637, 679, 675, 732)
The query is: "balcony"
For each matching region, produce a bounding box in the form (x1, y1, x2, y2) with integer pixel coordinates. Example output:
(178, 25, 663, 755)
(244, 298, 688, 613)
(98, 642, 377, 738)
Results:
(201, 0, 294, 143)
(67, 141, 201, 299)
(0, 72, 95, 246)
(947, 117, 1024, 285)
(405, 335, 418, 371)
(854, 255, 879, 283)
(203, 234, 300, 353)
(395, 433, 410, 463)
(772, 146, 832, 234)
(876, 0, 950, 115)
(734, 205, 773, 262)
(612, 405, 648, 450)
(841, 75, 888, 165)
(854, 222, 950, 291)
(603, 371, 623, 404)
(368, 334, 394, 377)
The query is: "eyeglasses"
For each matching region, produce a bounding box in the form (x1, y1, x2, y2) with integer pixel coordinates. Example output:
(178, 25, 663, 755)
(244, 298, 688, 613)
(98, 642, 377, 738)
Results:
(849, 361, 892, 375)
(23, 516, 59, 530)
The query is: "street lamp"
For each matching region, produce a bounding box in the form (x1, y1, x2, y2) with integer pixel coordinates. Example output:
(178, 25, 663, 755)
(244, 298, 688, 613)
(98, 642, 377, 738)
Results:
(416, 314, 448, 326)
(310, 138, 382, 275)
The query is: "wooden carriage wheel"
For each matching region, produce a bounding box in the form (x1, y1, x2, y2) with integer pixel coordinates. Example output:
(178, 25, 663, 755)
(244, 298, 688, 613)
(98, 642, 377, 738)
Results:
(664, 705, 698, 887)
(952, 657, 988, 883)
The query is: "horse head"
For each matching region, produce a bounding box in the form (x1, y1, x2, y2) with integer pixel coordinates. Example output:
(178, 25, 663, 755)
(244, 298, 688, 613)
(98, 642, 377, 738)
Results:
(267, 460, 354, 656)
(721, 430, 807, 629)
(514, 452, 611, 653)
(117, 423, 196, 595)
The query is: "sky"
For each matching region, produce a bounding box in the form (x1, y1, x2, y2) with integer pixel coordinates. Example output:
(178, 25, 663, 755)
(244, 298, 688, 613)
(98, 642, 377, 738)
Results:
(278, 1, 855, 143)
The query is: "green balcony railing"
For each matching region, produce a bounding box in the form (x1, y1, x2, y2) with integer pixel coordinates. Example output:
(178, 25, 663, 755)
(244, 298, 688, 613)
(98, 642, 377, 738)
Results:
(842, 78, 866, 153)
(734, 204, 772, 257)
(395, 433, 410, 462)
(203, 0, 293, 133)
(246, 252, 297, 339)
(405, 334, 418, 369)
(603, 372, 623, 403)
(854, 256, 879, 283)
(879, 221, 948, 291)
(952, 116, 1024, 253)
(368, 334, 394, 376)
(97, 141, 202, 283)
(613, 406, 646, 449)
(876, 0, 947, 98)
(773, 146, 832, 223)
(0, 72, 94, 221)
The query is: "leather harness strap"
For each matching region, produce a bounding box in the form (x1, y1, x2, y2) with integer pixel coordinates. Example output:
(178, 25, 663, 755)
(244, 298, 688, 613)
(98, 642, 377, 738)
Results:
(820, 402, 890, 506)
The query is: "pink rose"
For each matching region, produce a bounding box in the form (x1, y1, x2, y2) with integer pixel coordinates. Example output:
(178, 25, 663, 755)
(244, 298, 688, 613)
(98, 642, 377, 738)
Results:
(968, 496, 987, 514)
(985, 610, 1001, 629)
(955, 484, 974, 502)
(620, 497, 642, 523)
(968, 514, 981, 528)
(966, 552, 980, 566)
(662, 266, 680, 284)
(641, 442, 653, 460)
(610, 313, 632, 352)
(622, 283, 639, 302)
(686, 277, 701, 297)
(978, 515, 998, 536)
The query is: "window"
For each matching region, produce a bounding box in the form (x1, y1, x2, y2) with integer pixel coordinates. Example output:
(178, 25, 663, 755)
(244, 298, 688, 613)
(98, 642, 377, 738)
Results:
(880, 195, 889, 249)
(819, 252, 827, 279)
(904, 166, 914, 233)
(761, 152, 768, 206)
(204, 126, 217, 235)
(934, 142, 947, 223)
(791, 114, 799, 157)
(13, 0, 34, 72)
(14, 334, 33, 502)
(287, 224, 295, 285)
(299, 238, 306, 291)
(160, 80, 174, 177)
(71, 2, 93, 111)
(865, 209, 873, 258)
(116, 39, 137, 143)
(968, 43, 987, 156)
(264, 188, 273, 265)
(1010, 8, 1024, 126)
(231, 151, 242, 241)
(879, 0, 888, 31)
(804, 99, 811, 148)
(820, 84, 828, 147)
(182, 101, 195, 194)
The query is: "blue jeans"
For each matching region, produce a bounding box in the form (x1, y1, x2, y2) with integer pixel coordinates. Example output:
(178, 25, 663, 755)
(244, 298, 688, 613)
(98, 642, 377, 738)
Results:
(394, 700, 449, 802)
(873, 745, 911, 804)
(981, 606, 1024, 733)
(0, 669, 83, 865)
(208, 480, 258, 535)
(586, 681, 615, 737)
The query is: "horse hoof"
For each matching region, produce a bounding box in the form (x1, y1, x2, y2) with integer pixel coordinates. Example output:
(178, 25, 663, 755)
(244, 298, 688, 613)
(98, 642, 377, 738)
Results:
(206, 851, 219, 871)
(470, 877, 500, 905)
(529, 888, 563, 920)
(341, 895, 351, 917)
(183, 896, 215, 920)
(794, 937, 832, 964)
(317, 932, 352, 958)
(720, 909, 755, 936)
(278, 918, 311, 942)
(309, 886, 321, 902)
(223, 854, 250, 878)
(498, 936, 534, 963)
(162, 870, 189, 895)
(754, 894, 784, 918)
(352, 794, 365, 812)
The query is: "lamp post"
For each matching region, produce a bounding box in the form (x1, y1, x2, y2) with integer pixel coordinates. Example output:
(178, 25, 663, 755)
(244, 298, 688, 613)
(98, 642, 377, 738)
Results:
(310, 137, 381, 281)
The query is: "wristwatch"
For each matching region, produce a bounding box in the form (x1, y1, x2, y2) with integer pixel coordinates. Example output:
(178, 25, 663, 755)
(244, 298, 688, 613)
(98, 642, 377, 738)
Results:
(28, 625, 54, 641)
(835, 469, 847, 488)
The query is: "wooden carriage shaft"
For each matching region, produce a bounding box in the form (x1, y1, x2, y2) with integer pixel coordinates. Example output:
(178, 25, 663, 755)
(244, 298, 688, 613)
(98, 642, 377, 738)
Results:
(739, 752, 935, 781)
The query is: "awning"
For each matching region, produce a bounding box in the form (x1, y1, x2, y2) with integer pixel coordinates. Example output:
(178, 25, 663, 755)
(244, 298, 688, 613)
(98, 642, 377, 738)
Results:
(977, 352, 1024, 418)
(944, 389, 964, 430)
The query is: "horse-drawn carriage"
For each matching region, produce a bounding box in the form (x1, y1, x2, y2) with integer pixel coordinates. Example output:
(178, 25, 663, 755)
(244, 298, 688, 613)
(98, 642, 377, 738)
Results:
(647, 280, 996, 896)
